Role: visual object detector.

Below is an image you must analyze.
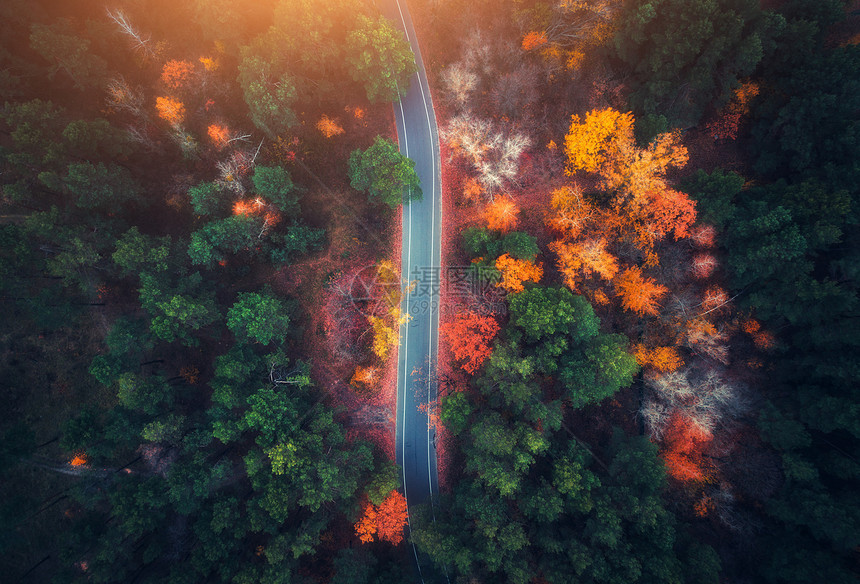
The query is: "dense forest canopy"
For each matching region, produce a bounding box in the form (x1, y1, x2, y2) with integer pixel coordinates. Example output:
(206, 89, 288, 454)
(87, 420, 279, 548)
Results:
(1, 0, 858, 583)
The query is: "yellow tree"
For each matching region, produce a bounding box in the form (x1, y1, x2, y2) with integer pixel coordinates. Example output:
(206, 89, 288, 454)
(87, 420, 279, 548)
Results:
(156, 96, 185, 126)
(317, 115, 345, 138)
(602, 130, 688, 203)
(368, 316, 398, 360)
(564, 108, 634, 175)
(547, 184, 594, 239)
(485, 196, 520, 232)
(633, 344, 683, 372)
(563, 108, 688, 208)
(614, 266, 668, 316)
(495, 253, 543, 293)
(550, 238, 618, 291)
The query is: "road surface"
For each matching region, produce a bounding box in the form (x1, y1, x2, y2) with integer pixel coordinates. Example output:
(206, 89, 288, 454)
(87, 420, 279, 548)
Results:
(377, 0, 444, 581)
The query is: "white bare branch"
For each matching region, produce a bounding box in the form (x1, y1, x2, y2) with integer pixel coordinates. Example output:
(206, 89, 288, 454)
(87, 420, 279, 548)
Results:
(105, 8, 155, 58)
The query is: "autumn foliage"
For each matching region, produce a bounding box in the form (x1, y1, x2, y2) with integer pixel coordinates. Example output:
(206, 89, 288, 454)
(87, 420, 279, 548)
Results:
(613, 266, 667, 316)
(660, 412, 713, 483)
(495, 253, 543, 293)
(522, 31, 548, 51)
(355, 502, 378, 543)
(691, 254, 718, 279)
(316, 115, 345, 138)
(369, 316, 399, 361)
(550, 238, 618, 291)
(376, 490, 408, 544)
(633, 345, 683, 373)
(689, 224, 717, 248)
(485, 196, 520, 232)
(70, 452, 88, 466)
(441, 311, 501, 374)
(160, 59, 194, 89)
(524, 2, 619, 70)
(350, 365, 381, 395)
(701, 286, 729, 312)
(354, 491, 408, 545)
(705, 81, 760, 141)
(556, 108, 694, 273)
(564, 108, 688, 205)
(564, 108, 634, 175)
(232, 198, 264, 216)
(207, 124, 230, 147)
(198, 55, 219, 72)
(638, 188, 697, 241)
(547, 184, 594, 240)
(155, 96, 185, 125)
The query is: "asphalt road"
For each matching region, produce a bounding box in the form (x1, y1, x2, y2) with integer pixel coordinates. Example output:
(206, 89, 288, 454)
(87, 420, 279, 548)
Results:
(377, 0, 444, 581)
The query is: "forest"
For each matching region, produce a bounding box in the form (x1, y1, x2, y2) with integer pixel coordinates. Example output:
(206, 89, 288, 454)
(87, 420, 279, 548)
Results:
(0, 0, 858, 583)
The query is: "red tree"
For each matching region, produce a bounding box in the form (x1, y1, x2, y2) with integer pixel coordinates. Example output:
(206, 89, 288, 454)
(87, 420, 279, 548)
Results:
(689, 224, 717, 248)
(441, 311, 500, 374)
(660, 412, 713, 482)
(375, 490, 408, 544)
(354, 501, 377, 543)
(161, 59, 195, 89)
(691, 253, 718, 279)
(701, 286, 729, 312)
(641, 188, 697, 241)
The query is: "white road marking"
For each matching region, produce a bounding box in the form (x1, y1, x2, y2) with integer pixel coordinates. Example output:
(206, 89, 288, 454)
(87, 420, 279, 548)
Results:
(392, 1, 449, 580)
(395, 81, 423, 576)
(392, 0, 436, 510)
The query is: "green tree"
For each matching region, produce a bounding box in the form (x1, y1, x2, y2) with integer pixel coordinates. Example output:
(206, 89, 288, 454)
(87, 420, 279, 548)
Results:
(29, 19, 107, 90)
(240, 366, 373, 516)
(507, 286, 598, 343)
(189, 181, 230, 216)
(64, 162, 141, 212)
(348, 136, 421, 208)
(226, 290, 291, 346)
(463, 409, 549, 496)
(62, 119, 131, 160)
(614, 0, 779, 126)
(1, 100, 67, 201)
(725, 202, 809, 289)
(345, 14, 417, 103)
(365, 459, 402, 506)
(113, 228, 171, 276)
(139, 272, 219, 346)
(116, 372, 173, 414)
(237, 54, 298, 138)
(559, 334, 639, 408)
(188, 214, 264, 267)
(252, 165, 299, 214)
(682, 168, 744, 228)
(268, 225, 325, 265)
(751, 28, 860, 182)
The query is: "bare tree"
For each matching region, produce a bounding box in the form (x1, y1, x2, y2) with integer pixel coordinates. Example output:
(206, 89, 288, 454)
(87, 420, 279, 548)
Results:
(169, 128, 200, 160)
(443, 111, 531, 198)
(215, 151, 253, 194)
(489, 65, 540, 121)
(441, 62, 478, 109)
(125, 124, 156, 150)
(105, 8, 156, 59)
(640, 397, 671, 439)
(105, 76, 146, 118)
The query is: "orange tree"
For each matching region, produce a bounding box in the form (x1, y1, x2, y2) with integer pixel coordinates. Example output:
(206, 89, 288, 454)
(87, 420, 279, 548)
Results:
(441, 311, 501, 374)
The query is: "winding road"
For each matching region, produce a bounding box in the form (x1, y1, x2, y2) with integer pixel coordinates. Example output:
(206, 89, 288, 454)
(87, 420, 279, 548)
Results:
(378, 0, 444, 581)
